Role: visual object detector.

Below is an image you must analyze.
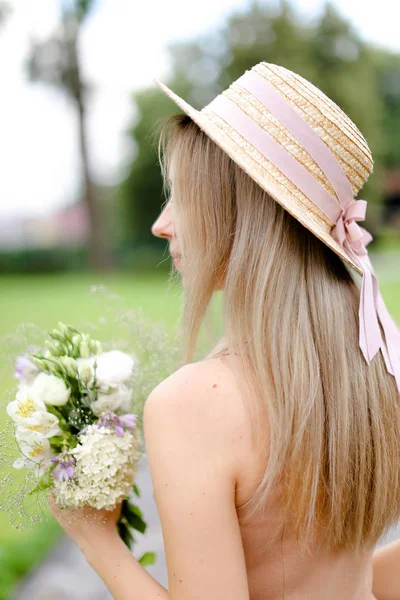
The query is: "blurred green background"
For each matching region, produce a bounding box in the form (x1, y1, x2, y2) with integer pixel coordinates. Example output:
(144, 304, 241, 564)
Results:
(1, 0, 400, 598)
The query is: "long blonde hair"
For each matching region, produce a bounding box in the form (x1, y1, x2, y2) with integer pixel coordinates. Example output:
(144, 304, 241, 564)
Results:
(156, 113, 400, 554)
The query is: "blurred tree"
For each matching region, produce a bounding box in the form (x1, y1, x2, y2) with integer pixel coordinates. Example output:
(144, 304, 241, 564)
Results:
(27, 0, 112, 270)
(308, 2, 386, 216)
(374, 50, 400, 168)
(120, 89, 180, 253)
(122, 0, 397, 249)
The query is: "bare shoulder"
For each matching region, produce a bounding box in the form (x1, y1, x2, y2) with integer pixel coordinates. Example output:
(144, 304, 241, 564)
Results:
(142, 359, 252, 599)
(143, 358, 250, 472)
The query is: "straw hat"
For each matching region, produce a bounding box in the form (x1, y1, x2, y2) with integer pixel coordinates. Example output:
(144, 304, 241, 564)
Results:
(154, 62, 374, 275)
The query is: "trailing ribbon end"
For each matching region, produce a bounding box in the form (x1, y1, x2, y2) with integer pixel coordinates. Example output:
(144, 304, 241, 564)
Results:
(356, 254, 400, 395)
(356, 252, 382, 364)
(331, 198, 400, 393)
(350, 247, 400, 394)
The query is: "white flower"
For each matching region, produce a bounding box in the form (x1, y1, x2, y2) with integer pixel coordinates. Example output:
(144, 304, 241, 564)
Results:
(16, 411, 62, 440)
(91, 384, 132, 416)
(13, 432, 53, 475)
(119, 387, 133, 413)
(53, 424, 142, 510)
(30, 372, 71, 406)
(7, 387, 47, 425)
(94, 351, 134, 387)
(77, 350, 135, 389)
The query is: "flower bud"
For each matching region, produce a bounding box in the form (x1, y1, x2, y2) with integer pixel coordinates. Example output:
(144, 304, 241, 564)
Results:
(58, 323, 71, 337)
(42, 358, 63, 376)
(59, 356, 78, 378)
(30, 355, 45, 370)
(50, 329, 66, 344)
(45, 340, 63, 357)
(71, 334, 82, 354)
(91, 340, 103, 355)
(78, 363, 92, 384)
(79, 340, 91, 358)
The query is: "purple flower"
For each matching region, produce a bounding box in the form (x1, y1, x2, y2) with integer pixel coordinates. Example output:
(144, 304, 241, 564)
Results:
(51, 451, 75, 482)
(98, 410, 138, 437)
(14, 355, 39, 383)
(120, 413, 138, 429)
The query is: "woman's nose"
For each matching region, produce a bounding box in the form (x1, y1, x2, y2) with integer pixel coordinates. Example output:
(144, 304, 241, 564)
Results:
(151, 202, 173, 239)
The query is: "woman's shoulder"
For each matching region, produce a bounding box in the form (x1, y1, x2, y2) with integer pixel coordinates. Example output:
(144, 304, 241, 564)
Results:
(143, 357, 250, 467)
(146, 357, 244, 417)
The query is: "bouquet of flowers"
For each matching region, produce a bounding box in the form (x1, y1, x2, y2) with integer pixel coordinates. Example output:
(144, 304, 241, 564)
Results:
(6, 322, 156, 566)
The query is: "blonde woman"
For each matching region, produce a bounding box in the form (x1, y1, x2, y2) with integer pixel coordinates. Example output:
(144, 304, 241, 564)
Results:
(51, 63, 400, 600)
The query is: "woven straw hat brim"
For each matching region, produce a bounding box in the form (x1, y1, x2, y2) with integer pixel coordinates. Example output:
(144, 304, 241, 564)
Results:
(153, 78, 363, 276)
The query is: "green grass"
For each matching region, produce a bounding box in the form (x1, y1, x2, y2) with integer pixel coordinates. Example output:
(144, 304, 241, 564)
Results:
(0, 269, 399, 599)
(0, 271, 183, 337)
(379, 280, 400, 318)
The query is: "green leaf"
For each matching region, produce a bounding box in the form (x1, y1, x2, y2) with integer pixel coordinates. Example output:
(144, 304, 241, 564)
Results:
(117, 520, 134, 549)
(48, 435, 66, 451)
(132, 483, 140, 497)
(48, 432, 77, 452)
(129, 503, 143, 519)
(27, 472, 53, 496)
(138, 552, 157, 567)
(124, 510, 147, 534)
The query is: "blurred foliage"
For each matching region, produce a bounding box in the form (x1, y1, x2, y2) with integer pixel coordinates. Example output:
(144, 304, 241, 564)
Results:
(119, 89, 180, 251)
(121, 0, 400, 249)
(374, 50, 400, 167)
(75, 0, 96, 22)
(0, 247, 87, 274)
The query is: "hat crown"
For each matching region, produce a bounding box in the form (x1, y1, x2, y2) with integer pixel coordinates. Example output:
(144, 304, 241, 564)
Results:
(202, 62, 373, 200)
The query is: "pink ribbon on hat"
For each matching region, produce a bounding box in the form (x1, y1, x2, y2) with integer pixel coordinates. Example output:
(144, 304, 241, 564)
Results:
(331, 199, 372, 253)
(206, 70, 400, 391)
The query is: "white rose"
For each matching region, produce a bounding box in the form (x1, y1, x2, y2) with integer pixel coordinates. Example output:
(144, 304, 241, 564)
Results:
(94, 351, 134, 388)
(119, 386, 133, 413)
(31, 372, 71, 406)
(91, 384, 132, 416)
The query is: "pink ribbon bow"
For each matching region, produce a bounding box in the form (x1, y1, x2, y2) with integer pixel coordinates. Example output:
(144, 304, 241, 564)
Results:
(331, 199, 372, 255)
(332, 199, 400, 391)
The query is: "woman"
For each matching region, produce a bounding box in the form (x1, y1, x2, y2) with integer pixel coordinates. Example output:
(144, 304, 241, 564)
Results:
(51, 63, 400, 599)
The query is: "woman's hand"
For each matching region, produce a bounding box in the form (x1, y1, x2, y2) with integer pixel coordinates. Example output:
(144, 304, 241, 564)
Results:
(48, 492, 122, 555)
